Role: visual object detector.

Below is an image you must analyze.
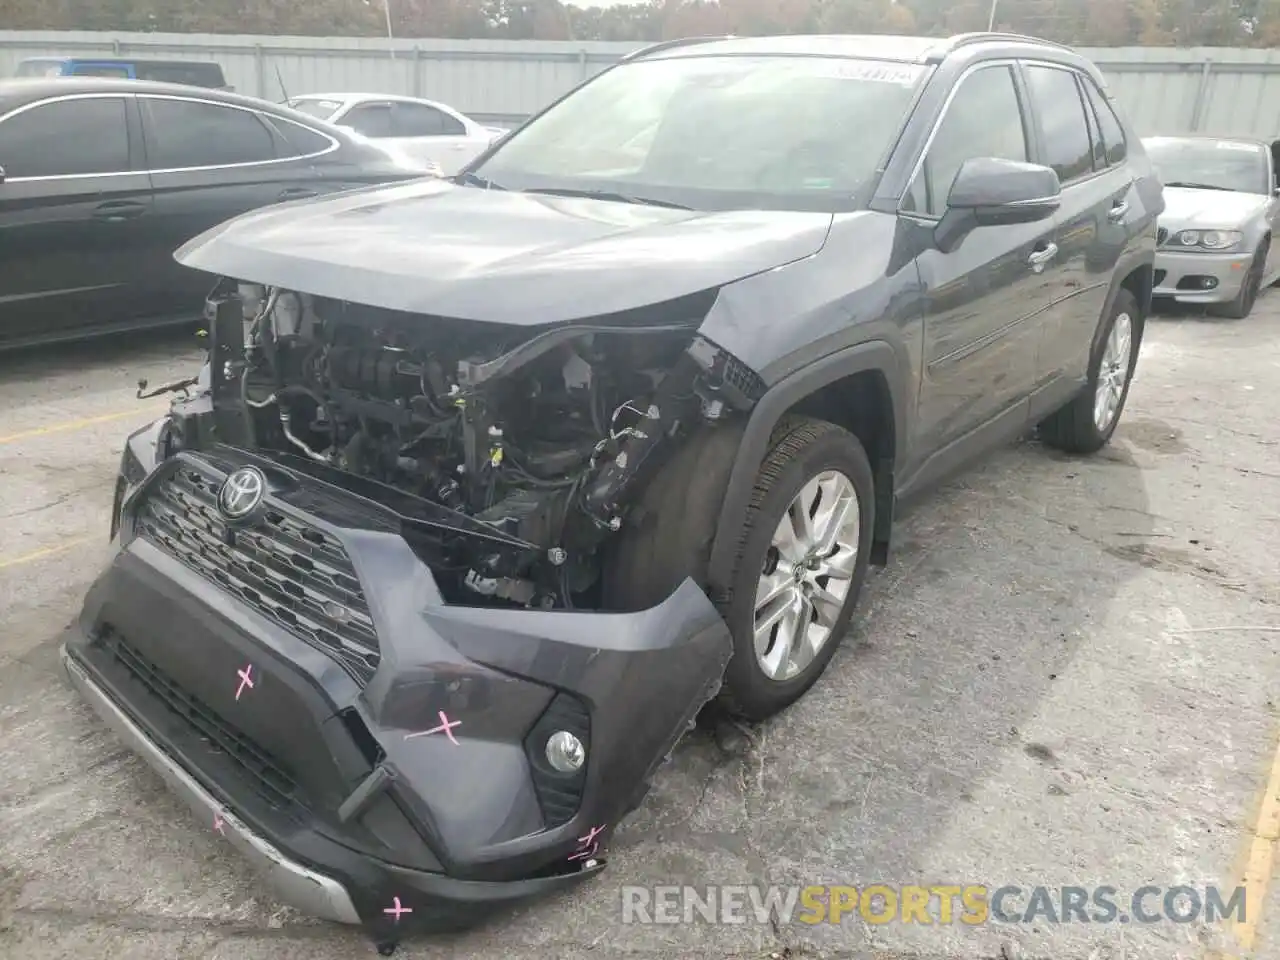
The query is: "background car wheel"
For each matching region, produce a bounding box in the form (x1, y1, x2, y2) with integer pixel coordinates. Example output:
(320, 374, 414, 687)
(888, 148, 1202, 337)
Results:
(1038, 288, 1142, 455)
(604, 416, 874, 721)
(1211, 241, 1268, 319)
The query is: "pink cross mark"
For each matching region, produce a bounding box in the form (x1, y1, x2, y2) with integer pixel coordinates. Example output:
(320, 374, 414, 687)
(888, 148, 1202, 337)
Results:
(213, 812, 225, 835)
(568, 841, 598, 861)
(404, 710, 461, 745)
(383, 896, 413, 922)
(568, 824, 605, 861)
(235, 663, 255, 701)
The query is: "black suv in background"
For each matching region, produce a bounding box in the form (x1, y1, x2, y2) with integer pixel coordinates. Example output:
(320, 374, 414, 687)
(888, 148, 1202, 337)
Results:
(0, 78, 428, 350)
(62, 32, 1162, 952)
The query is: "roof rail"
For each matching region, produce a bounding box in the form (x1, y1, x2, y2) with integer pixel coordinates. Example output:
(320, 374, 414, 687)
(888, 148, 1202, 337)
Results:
(944, 31, 1074, 53)
(620, 35, 735, 62)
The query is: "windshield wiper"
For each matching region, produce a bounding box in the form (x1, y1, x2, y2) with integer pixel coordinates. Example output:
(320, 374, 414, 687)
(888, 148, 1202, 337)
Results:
(519, 186, 692, 210)
(452, 171, 507, 190)
(1163, 181, 1234, 192)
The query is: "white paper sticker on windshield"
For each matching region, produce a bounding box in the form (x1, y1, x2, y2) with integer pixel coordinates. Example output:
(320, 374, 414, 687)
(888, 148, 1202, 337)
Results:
(1216, 140, 1262, 152)
(809, 61, 926, 86)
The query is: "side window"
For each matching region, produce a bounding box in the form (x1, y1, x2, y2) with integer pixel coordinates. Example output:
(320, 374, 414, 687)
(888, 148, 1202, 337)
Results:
(1023, 65, 1094, 183)
(138, 64, 224, 88)
(343, 103, 394, 138)
(1081, 78, 1127, 167)
(903, 65, 1028, 218)
(269, 117, 334, 158)
(394, 102, 466, 137)
(72, 65, 131, 79)
(0, 97, 130, 178)
(144, 98, 277, 169)
(1077, 75, 1106, 171)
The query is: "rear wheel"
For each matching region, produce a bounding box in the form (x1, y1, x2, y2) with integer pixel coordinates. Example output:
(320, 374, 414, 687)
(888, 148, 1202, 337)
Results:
(603, 416, 874, 720)
(1038, 288, 1140, 455)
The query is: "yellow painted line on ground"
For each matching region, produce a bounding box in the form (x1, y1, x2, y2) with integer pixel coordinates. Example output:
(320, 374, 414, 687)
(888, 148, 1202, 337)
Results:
(0, 535, 95, 572)
(1223, 727, 1280, 957)
(0, 406, 166, 447)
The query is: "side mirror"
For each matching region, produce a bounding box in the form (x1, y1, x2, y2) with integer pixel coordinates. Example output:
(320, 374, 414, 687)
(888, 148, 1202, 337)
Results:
(935, 157, 1062, 253)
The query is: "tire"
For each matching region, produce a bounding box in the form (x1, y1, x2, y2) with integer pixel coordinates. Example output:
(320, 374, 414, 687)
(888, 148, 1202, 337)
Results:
(1038, 288, 1141, 455)
(1211, 241, 1267, 319)
(603, 416, 875, 721)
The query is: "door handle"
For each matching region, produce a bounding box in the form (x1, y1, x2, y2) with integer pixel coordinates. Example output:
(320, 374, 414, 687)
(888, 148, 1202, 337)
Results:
(1107, 200, 1129, 221)
(92, 200, 147, 222)
(1028, 243, 1058, 267)
(278, 187, 318, 201)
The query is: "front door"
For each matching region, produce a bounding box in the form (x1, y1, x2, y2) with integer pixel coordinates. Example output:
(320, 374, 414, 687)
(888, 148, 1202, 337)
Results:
(0, 94, 153, 346)
(902, 63, 1054, 463)
(1023, 64, 1135, 387)
(137, 94, 327, 321)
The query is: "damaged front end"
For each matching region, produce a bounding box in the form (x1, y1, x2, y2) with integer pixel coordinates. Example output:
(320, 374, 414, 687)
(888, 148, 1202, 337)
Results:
(63, 277, 762, 946)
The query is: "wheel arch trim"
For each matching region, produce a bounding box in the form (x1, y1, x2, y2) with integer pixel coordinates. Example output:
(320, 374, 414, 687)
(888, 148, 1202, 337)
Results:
(706, 340, 905, 594)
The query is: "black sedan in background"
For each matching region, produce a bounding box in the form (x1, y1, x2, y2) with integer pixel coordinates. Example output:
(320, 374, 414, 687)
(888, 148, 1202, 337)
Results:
(0, 78, 432, 349)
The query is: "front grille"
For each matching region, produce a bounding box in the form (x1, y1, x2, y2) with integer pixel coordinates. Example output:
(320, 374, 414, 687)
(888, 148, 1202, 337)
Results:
(137, 459, 380, 683)
(1153, 269, 1167, 287)
(1157, 227, 1169, 246)
(99, 625, 306, 818)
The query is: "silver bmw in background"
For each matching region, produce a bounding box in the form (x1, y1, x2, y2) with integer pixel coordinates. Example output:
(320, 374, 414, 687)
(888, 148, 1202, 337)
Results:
(1144, 135, 1280, 318)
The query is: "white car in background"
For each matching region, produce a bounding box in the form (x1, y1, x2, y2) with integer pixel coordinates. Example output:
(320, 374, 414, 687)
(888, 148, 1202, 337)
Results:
(285, 92, 507, 175)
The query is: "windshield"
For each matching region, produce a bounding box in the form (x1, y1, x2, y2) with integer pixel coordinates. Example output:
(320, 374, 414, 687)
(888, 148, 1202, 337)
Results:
(288, 98, 344, 121)
(472, 54, 929, 212)
(1144, 137, 1271, 195)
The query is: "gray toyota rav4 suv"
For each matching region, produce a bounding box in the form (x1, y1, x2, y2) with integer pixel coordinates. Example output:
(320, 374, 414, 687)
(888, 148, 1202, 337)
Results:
(63, 31, 1162, 953)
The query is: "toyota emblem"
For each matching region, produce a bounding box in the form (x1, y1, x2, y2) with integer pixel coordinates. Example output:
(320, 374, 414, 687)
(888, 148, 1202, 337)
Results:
(217, 467, 266, 520)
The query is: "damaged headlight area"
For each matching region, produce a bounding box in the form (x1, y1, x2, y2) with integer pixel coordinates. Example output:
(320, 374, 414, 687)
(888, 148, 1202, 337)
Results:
(186, 278, 763, 610)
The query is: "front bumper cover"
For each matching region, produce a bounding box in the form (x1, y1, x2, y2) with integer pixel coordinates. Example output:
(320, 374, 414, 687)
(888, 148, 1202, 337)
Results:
(1152, 248, 1254, 303)
(64, 416, 732, 942)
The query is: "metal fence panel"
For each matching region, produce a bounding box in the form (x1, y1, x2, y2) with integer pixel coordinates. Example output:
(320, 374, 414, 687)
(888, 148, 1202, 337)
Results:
(4, 31, 1280, 136)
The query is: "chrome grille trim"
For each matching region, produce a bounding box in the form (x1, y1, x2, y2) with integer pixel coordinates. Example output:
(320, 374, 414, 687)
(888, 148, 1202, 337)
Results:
(137, 459, 380, 683)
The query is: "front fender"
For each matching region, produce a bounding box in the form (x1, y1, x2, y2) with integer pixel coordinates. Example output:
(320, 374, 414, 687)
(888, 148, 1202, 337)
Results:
(705, 340, 906, 594)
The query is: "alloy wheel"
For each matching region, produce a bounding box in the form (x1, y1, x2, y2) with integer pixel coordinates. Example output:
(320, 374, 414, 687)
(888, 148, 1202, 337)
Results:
(1093, 311, 1133, 433)
(753, 470, 860, 682)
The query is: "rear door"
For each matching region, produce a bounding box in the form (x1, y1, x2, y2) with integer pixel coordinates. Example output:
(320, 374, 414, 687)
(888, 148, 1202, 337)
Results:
(1022, 62, 1135, 389)
(0, 93, 153, 345)
(391, 101, 479, 173)
(903, 62, 1055, 458)
(137, 93, 331, 319)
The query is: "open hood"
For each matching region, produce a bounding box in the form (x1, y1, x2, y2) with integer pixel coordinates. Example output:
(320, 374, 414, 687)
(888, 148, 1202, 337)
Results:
(174, 178, 834, 325)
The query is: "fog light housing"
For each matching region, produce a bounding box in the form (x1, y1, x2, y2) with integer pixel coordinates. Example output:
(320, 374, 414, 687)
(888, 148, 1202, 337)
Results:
(546, 731, 586, 772)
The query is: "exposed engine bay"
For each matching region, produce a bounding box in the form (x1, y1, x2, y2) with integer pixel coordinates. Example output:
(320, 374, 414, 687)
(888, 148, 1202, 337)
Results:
(187, 279, 762, 610)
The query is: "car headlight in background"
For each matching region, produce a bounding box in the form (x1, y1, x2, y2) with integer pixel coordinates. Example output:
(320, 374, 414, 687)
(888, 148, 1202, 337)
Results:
(1168, 229, 1245, 251)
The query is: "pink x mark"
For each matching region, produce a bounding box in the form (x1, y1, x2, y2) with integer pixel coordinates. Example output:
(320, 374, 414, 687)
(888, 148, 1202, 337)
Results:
(213, 812, 225, 835)
(568, 841, 598, 861)
(568, 823, 605, 861)
(404, 710, 461, 745)
(235, 663, 254, 701)
(383, 896, 413, 922)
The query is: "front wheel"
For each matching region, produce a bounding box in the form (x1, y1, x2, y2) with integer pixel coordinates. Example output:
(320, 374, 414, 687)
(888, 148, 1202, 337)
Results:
(1211, 241, 1267, 319)
(1038, 288, 1141, 455)
(604, 416, 874, 721)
